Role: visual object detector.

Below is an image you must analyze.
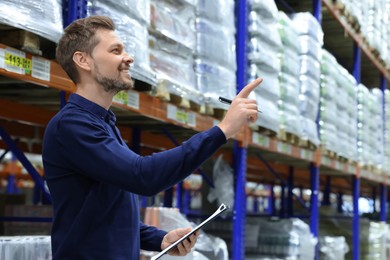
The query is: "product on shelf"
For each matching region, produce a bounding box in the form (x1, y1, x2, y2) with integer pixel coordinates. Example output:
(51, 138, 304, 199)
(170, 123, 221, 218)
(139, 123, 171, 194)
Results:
(277, 11, 302, 138)
(247, 0, 281, 134)
(194, 0, 236, 112)
(292, 12, 323, 147)
(87, 0, 156, 86)
(319, 236, 349, 260)
(0, 0, 63, 43)
(245, 217, 317, 259)
(0, 236, 51, 260)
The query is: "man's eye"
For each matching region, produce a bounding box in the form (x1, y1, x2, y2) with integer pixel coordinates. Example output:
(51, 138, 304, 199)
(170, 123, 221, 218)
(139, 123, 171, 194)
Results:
(112, 49, 120, 53)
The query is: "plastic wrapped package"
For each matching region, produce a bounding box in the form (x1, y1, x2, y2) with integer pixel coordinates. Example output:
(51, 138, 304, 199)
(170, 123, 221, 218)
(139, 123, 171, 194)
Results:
(248, 37, 280, 74)
(320, 100, 338, 126)
(279, 102, 302, 137)
(298, 35, 322, 60)
(195, 233, 229, 260)
(321, 49, 338, 76)
(291, 12, 324, 45)
(252, 95, 280, 133)
(194, 59, 236, 108)
(195, 18, 236, 70)
(300, 117, 320, 146)
(249, 0, 278, 22)
(254, 69, 280, 101)
(277, 12, 300, 52)
(320, 123, 338, 150)
(279, 73, 300, 105)
(0, 0, 63, 43)
(0, 236, 51, 260)
(207, 155, 234, 209)
(87, 1, 155, 85)
(248, 11, 282, 49)
(96, 0, 149, 25)
(150, 48, 196, 101)
(196, 0, 235, 30)
(245, 218, 317, 259)
(320, 77, 337, 100)
(150, 1, 195, 50)
(299, 75, 320, 120)
(279, 48, 300, 77)
(319, 236, 349, 260)
(299, 55, 321, 83)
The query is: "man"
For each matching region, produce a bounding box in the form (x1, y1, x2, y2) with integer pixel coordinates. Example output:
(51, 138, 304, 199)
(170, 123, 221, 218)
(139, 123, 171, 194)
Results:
(42, 15, 261, 259)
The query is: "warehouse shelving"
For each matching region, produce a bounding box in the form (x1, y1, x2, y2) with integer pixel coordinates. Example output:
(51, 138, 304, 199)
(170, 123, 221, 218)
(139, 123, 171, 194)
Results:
(0, 0, 389, 259)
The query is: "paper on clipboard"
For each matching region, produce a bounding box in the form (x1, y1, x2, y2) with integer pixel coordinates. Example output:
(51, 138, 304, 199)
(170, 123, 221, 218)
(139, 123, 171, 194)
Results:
(151, 203, 229, 260)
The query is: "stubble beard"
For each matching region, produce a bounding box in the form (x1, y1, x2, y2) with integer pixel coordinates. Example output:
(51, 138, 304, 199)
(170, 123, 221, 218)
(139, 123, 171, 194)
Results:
(94, 64, 134, 94)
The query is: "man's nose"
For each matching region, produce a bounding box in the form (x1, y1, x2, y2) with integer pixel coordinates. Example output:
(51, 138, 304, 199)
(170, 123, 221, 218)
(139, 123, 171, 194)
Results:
(123, 54, 134, 65)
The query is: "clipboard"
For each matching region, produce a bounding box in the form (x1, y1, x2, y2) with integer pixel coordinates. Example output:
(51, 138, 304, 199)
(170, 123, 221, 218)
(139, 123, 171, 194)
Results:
(151, 203, 229, 260)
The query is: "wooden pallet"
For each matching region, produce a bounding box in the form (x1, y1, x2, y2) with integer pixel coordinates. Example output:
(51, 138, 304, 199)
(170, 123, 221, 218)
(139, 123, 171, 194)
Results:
(278, 129, 300, 146)
(297, 139, 316, 151)
(250, 125, 277, 138)
(321, 148, 338, 159)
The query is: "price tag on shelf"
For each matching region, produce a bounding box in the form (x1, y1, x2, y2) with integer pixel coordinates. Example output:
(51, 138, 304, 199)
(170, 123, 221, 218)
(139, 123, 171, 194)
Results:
(252, 132, 270, 148)
(335, 161, 343, 171)
(167, 104, 196, 127)
(127, 90, 139, 110)
(3, 48, 30, 75)
(321, 156, 331, 167)
(32, 56, 50, 81)
(348, 164, 356, 174)
(300, 149, 313, 161)
(277, 142, 291, 155)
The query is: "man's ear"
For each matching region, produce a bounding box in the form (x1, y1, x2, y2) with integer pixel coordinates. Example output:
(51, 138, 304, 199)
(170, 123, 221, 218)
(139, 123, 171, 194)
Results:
(73, 51, 91, 72)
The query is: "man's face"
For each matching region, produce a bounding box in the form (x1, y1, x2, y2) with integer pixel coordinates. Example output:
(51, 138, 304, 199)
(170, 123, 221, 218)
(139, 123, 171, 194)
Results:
(90, 29, 134, 93)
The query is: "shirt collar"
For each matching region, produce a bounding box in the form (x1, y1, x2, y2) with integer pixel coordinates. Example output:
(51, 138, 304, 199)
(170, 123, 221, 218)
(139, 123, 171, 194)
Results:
(68, 94, 116, 125)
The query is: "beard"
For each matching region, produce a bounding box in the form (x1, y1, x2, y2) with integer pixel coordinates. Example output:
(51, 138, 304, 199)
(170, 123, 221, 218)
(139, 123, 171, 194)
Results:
(94, 64, 134, 94)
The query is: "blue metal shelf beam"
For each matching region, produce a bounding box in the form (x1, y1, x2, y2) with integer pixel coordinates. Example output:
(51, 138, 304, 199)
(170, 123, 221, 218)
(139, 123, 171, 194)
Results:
(0, 127, 51, 202)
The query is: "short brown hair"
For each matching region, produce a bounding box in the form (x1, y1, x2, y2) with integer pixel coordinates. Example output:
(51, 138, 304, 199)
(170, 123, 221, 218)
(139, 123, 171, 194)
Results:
(56, 16, 115, 84)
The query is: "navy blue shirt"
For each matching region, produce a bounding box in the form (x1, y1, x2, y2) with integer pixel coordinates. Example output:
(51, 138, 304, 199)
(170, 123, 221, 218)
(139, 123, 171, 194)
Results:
(42, 94, 227, 259)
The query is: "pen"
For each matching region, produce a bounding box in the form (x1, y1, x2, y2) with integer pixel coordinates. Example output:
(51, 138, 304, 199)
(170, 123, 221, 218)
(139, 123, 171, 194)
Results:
(218, 96, 262, 113)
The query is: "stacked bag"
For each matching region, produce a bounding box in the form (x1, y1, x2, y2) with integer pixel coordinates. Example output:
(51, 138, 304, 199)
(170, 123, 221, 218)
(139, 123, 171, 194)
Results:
(149, 0, 202, 107)
(194, 0, 237, 114)
(87, 0, 155, 85)
(291, 12, 323, 147)
(247, 0, 281, 133)
(276, 12, 302, 138)
(0, 0, 63, 43)
(333, 64, 358, 160)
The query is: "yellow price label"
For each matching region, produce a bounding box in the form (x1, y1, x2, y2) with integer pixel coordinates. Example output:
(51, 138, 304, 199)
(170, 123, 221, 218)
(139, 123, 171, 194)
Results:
(5, 53, 32, 73)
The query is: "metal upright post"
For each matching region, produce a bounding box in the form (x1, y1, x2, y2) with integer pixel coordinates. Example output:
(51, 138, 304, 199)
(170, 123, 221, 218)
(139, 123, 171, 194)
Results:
(287, 166, 294, 217)
(232, 0, 248, 258)
(352, 39, 361, 260)
(269, 184, 275, 215)
(232, 143, 247, 260)
(372, 187, 377, 213)
(310, 163, 319, 260)
(352, 175, 360, 260)
(337, 192, 343, 213)
(313, 0, 322, 23)
(380, 184, 387, 222)
(353, 43, 361, 84)
(380, 74, 387, 222)
(280, 184, 286, 218)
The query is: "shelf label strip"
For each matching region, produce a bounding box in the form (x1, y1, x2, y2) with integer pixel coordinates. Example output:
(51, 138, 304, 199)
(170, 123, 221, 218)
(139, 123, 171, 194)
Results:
(252, 132, 270, 148)
(32, 56, 50, 81)
(127, 90, 140, 110)
(167, 104, 196, 127)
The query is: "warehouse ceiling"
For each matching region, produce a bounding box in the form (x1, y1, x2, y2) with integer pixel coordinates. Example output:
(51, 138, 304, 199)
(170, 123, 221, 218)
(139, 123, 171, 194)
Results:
(276, 0, 388, 88)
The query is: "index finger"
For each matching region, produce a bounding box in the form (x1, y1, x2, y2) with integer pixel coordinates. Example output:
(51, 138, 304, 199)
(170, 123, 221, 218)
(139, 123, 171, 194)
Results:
(236, 77, 263, 98)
